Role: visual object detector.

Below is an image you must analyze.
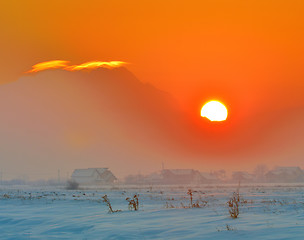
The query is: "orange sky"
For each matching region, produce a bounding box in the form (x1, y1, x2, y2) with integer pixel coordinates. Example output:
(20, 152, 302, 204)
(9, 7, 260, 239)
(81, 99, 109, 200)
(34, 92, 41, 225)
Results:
(1, 0, 304, 179)
(1, 1, 304, 114)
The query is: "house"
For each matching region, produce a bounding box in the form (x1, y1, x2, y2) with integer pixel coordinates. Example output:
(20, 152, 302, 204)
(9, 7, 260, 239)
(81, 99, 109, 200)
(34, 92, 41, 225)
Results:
(265, 167, 304, 183)
(161, 169, 201, 184)
(144, 172, 164, 184)
(124, 174, 146, 184)
(231, 171, 253, 183)
(200, 172, 218, 183)
(71, 168, 117, 185)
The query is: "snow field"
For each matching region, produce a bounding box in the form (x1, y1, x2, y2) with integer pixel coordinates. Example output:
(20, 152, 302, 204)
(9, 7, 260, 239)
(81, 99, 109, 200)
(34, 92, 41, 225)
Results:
(0, 184, 304, 239)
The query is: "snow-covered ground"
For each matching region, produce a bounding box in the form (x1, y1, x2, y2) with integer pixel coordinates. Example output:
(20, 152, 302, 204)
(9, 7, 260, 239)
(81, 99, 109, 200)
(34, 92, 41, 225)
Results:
(1, 184, 304, 239)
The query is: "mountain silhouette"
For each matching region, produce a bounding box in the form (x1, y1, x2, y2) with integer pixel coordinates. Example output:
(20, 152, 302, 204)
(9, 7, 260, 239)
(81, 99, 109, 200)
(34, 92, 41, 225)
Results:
(0, 68, 192, 178)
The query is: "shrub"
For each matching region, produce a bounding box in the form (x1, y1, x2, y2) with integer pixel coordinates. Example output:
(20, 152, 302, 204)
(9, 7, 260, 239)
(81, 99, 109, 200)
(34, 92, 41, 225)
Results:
(187, 189, 194, 207)
(126, 194, 139, 211)
(227, 191, 240, 218)
(165, 202, 175, 208)
(187, 189, 204, 208)
(226, 224, 236, 231)
(66, 180, 79, 190)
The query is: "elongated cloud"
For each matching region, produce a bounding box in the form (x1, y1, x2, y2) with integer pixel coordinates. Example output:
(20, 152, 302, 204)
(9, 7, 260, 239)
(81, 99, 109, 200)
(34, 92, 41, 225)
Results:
(66, 61, 127, 71)
(26, 60, 70, 73)
(26, 60, 127, 73)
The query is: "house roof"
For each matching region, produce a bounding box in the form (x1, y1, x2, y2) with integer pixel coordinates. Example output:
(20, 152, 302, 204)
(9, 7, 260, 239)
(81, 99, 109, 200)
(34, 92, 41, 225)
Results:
(162, 169, 196, 175)
(200, 172, 218, 180)
(72, 168, 108, 177)
(269, 166, 303, 175)
(146, 172, 163, 180)
(232, 171, 252, 179)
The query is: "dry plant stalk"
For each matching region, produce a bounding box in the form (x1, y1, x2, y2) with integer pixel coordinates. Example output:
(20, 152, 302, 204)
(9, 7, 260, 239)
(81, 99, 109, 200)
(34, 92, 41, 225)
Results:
(102, 195, 121, 213)
(187, 189, 194, 207)
(126, 194, 139, 211)
(227, 192, 240, 218)
(187, 189, 202, 208)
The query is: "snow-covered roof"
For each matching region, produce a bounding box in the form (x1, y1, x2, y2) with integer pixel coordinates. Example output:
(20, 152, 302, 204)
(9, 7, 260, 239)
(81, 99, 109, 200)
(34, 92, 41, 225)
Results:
(269, 166, 303, 175)
(72, 168, 108, 177)
(232, 171, 252, 179)
(146, 172, 163, 180)
(95, 168, 108, 174)
(200, 172, 218, 180)
(163, 169, 196, 175)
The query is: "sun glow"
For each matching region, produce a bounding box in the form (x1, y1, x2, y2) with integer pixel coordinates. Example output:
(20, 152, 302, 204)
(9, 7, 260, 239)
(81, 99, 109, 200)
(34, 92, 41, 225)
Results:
(201, 100, 228, 122)
(26, 60, 127, 73)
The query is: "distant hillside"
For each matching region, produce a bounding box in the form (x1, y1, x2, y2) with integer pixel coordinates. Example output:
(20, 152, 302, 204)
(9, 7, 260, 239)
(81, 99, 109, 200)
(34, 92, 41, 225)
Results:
(0, 68, 188, 178)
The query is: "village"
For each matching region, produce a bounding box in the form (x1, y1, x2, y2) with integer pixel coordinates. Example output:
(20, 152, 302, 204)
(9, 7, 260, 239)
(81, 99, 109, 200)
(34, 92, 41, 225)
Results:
(68, 166, 304, 187)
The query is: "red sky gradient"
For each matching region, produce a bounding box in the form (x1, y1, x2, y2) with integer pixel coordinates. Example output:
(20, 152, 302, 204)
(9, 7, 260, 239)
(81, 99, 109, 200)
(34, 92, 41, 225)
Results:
(0, 1, 304, 179)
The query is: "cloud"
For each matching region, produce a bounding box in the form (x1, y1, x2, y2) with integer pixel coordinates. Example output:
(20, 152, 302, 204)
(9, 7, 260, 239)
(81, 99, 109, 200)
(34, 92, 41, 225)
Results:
(26, 60, 70, 73)
(26, 60, 127, 73)
(66, 61, 127, 71)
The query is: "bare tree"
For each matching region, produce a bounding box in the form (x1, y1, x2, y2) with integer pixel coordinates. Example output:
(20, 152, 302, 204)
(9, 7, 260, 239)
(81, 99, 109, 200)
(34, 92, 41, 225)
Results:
(253, 165, 268, 182)
(213, 169, 226, 181)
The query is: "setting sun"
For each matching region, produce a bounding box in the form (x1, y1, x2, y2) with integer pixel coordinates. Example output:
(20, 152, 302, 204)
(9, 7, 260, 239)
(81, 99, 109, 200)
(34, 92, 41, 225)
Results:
(200, 100, 228, 122)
